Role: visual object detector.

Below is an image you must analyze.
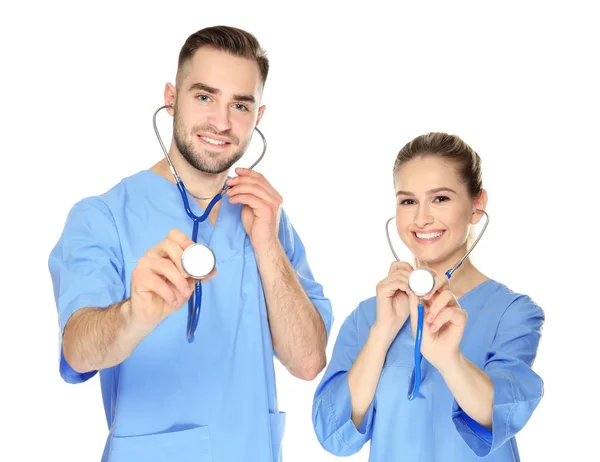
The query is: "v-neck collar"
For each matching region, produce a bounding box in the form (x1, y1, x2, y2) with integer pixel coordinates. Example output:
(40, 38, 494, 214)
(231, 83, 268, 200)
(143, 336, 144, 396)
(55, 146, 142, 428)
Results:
(457, 278, 495, 304)
(138, 169, 237, 244)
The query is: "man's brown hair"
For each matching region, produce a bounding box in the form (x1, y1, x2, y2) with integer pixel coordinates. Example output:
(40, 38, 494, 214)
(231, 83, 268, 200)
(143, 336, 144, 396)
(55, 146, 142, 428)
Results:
(177, 25, 269, 86)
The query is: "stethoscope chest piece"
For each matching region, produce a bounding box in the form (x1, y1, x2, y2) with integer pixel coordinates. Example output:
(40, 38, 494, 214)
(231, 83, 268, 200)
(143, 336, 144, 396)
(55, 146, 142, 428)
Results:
(408, 268, 435, 297)
(181, 243, 216, 279)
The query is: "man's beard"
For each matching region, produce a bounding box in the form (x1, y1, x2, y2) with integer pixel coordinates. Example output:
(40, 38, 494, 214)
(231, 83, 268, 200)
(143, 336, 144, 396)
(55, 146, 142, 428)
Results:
(173, 112, 250, 174)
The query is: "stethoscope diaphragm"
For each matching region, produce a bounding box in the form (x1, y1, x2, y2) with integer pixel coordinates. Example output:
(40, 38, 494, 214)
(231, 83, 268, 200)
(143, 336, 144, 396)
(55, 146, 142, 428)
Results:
(181, 243, 216, 279)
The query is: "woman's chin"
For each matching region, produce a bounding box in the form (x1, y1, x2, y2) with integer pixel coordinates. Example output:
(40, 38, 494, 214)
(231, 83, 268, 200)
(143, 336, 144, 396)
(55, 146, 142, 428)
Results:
(413, 251, 447, 269)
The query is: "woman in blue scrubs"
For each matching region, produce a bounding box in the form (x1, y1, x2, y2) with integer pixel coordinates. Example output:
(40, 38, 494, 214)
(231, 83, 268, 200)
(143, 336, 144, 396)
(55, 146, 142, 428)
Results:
(312, 132, 544, 461)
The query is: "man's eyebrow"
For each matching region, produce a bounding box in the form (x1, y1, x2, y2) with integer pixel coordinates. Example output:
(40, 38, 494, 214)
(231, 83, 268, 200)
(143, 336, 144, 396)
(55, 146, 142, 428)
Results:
(188, 82, 220, 94)
(233, 94, 255, 104)
(188, 83, 256, 104)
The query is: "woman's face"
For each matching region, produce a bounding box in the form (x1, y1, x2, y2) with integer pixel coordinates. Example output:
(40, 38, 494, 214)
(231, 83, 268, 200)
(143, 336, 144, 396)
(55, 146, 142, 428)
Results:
(394, 155, 485, 268)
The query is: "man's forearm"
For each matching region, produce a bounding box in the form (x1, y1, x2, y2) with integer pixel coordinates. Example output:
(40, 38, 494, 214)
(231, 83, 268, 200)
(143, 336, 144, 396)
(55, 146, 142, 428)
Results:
(62, 299, 152, 373)
(255, 239, 326, 380)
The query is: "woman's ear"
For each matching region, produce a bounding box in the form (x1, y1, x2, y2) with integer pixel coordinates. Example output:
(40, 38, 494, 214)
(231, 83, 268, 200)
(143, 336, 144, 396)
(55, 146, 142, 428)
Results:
(471, 189, 488, 225)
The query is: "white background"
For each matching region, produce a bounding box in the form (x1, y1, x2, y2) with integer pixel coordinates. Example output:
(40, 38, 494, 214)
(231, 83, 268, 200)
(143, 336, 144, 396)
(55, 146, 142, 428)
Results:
(1, 0, 597, 460)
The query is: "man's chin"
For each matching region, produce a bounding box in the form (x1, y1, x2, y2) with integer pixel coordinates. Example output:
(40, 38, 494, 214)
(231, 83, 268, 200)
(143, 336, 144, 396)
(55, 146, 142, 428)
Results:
(194, 158, 240, 175)
(181, 150, 235, 174)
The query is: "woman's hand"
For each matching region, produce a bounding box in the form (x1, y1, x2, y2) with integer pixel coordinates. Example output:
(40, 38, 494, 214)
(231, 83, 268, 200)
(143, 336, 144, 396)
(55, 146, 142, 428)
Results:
(407, 269, 468, 369)
(374, 261, 414, 346)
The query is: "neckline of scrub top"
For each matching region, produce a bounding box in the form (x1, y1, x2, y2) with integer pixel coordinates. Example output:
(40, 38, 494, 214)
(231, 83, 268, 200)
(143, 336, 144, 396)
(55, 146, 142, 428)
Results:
(137, 169, 241, 245)
(456, 278, 495, 306)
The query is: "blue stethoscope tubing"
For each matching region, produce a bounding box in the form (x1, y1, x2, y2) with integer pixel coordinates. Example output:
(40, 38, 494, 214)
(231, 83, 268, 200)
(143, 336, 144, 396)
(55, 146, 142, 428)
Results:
(385, 208, 489, 400)
(409, 301, 425, 400)
(152, 103, 267, 342)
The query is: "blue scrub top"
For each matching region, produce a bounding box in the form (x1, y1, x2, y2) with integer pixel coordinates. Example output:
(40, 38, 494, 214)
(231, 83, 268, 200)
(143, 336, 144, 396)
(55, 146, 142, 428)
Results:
(48, 170, 333, 462)
(312, 279, 544, 461)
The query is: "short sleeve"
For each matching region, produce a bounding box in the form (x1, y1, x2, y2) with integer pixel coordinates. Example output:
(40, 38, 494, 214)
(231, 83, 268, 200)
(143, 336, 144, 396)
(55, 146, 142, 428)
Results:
(48, 197, 126, 384)
(312, 310, 374, 456)
(278, 209, 333, 340)
(453, 295, 545, 456)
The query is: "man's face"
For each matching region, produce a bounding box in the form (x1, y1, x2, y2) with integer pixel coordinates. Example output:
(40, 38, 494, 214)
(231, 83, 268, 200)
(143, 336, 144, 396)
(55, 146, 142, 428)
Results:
(171, 46, 265, 174)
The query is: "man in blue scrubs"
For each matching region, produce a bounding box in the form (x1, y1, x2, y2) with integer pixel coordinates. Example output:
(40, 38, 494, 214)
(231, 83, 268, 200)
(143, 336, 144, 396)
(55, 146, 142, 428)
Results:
(48, 26, 333, 462)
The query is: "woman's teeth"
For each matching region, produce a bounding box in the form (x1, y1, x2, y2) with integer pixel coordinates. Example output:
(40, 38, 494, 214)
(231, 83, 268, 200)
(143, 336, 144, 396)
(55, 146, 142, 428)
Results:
(415, 231, 444, 240)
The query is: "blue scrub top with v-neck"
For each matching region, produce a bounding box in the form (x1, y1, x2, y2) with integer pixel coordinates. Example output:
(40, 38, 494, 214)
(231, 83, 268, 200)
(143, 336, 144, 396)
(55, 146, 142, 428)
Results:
(49, 169, 334, 462)
(312, 279, 544, 461)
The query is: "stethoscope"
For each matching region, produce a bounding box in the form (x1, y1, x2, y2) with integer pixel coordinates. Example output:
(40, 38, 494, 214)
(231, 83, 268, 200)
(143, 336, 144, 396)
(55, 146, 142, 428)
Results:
(152, 103, 267, 343)
(385, 209, 489, 400)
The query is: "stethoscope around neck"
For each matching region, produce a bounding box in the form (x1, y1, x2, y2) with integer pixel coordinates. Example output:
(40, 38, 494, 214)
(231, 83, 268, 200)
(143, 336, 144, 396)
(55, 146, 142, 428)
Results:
(385, 209, 489, 400)
(152, 103, 267, 342)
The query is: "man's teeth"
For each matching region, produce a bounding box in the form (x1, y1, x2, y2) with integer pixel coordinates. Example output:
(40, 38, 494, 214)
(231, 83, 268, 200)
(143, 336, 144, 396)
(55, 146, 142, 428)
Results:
(416, 231, 444, 240)
(201, 136, 227, 145)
